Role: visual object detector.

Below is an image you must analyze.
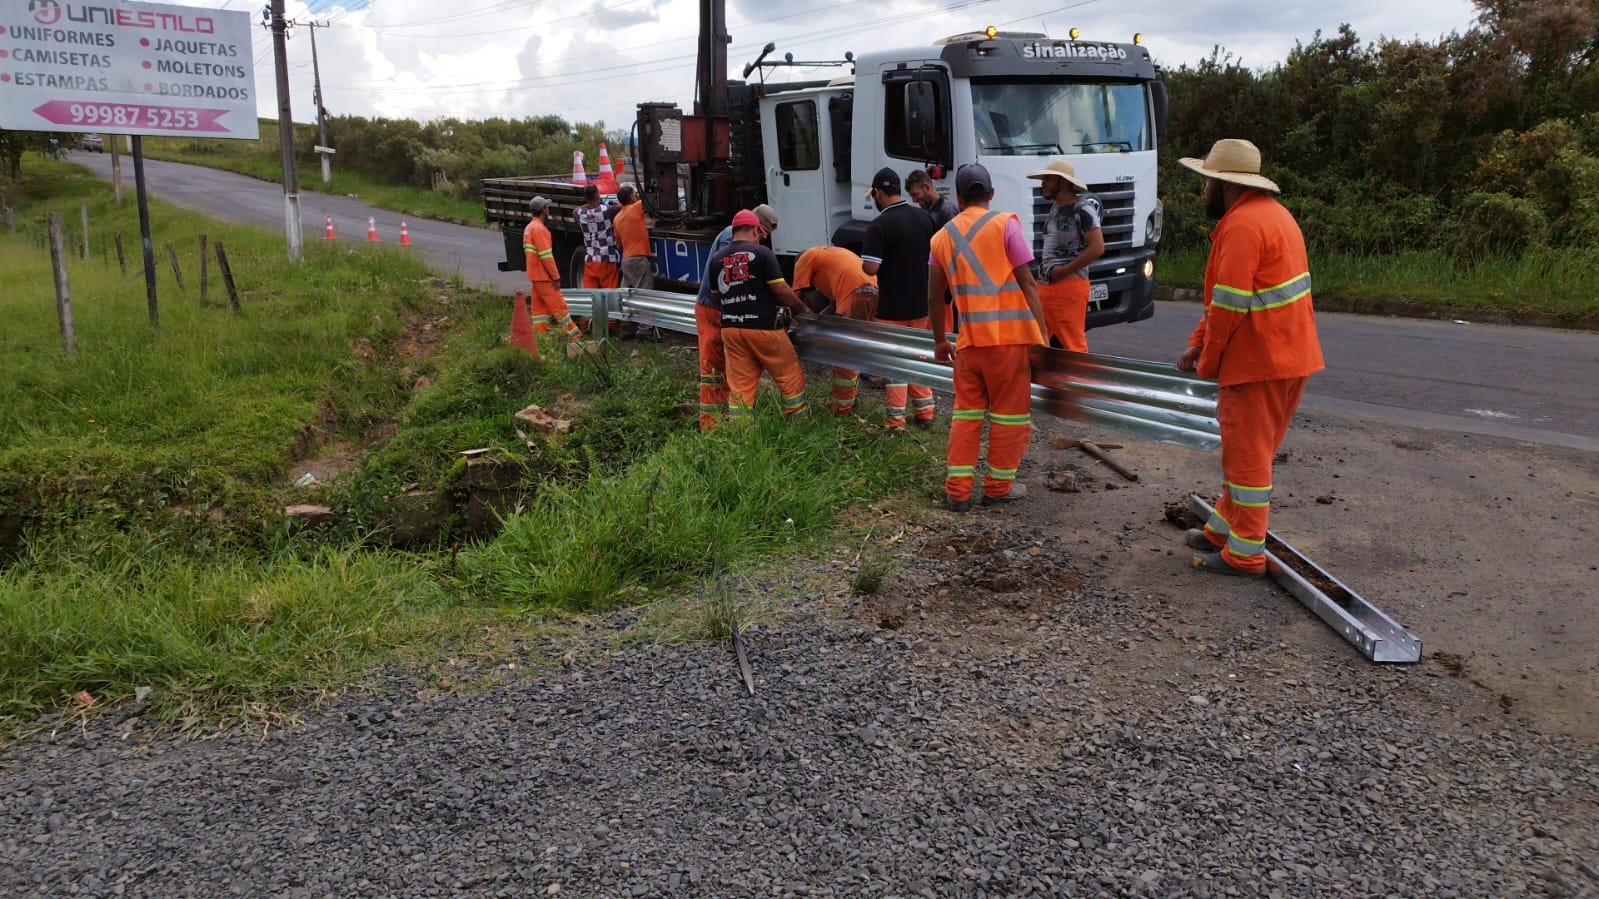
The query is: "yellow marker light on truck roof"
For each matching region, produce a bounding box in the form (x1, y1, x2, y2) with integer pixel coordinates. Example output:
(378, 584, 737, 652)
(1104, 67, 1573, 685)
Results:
(1068, 27, 1080, 39)
(985, 25, 998, 38)
(1133, 32, 1143, 45)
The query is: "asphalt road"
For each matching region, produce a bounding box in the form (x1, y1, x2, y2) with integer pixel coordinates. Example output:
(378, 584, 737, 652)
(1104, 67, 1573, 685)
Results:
(72, 152, 1599, 451)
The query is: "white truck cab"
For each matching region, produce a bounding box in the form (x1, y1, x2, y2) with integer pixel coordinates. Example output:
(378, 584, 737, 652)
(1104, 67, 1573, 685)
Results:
(760, 30, 1166, 328)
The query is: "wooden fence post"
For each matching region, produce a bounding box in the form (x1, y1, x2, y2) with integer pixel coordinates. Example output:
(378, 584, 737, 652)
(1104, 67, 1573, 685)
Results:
(80, 205, 89, 259)
(215, 240, 240, 312)
(47, 213, 76, 358)
(199, 234, 209, 301)
(165, 243, 185, 292)
(115, 231, 126, 275)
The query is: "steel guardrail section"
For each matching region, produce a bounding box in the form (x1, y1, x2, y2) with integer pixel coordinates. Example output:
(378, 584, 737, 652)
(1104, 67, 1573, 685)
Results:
(562, 288, 1220, 450)
(1187, 495, 1423, 664)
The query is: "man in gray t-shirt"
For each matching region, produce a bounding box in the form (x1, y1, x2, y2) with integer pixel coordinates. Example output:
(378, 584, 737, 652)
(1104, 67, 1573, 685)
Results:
(1027, 159, 1104, 352)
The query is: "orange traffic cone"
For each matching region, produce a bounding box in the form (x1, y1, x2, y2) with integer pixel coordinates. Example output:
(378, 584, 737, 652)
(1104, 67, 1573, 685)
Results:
(510, 290, 540, 356)
(399, 219, 412, 246)
(596, 143, 619, 193)
(571, 150, 587, 186)
(366, 216, 380, 242)
(322, 215, 337, 240)
(613, 152, 624, 181)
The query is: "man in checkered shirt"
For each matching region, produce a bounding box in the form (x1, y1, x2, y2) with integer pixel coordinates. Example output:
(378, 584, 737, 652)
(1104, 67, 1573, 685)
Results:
(574, 184, 621, 288)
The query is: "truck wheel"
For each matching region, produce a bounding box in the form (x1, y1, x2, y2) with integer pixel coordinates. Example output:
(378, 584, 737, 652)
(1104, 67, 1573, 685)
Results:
(566, 247, 586, 289)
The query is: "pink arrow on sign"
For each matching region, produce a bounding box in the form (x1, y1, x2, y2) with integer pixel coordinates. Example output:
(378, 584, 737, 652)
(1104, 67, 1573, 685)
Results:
(32, 100, 229, 134)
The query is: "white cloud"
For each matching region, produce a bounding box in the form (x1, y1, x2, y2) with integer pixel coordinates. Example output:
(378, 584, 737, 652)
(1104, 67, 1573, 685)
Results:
(163, 0, 1481, 129)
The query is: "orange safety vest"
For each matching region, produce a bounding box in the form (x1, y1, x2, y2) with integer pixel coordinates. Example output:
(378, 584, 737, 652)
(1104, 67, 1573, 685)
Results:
(522, 218, 560, 283)
(931, 207, 1043, 350)
(1187, 191, 1324, 386)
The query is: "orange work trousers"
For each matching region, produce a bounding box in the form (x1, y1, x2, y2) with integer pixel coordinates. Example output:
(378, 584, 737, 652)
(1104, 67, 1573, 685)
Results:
(723, 327, 809, 420)
(1038, 277, 1089, 353)
(946, 344, 1033, 502)
(696, 303, 727, 431)
(1200, 376, 1310, 574)
(831, 306, 935, 427)
(583, 261, 620, 289)
(528, 280, 582, 340)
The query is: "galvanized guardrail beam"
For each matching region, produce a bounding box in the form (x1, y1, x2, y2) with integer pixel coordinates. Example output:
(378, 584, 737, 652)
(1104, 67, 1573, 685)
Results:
(1188, 494, 1423, 663)
(563, 288, 1219, 451)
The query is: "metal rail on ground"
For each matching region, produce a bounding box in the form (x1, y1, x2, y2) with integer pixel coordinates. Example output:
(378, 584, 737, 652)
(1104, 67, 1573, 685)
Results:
(1188, 494, 1424, 663)
(564, 288, 1220, 451)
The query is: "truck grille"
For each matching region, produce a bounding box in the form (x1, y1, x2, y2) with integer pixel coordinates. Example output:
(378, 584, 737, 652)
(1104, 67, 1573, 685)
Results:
(1031, 181, 1136, 257)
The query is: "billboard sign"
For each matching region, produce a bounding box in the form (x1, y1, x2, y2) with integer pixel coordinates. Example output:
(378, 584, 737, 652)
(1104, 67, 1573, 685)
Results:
(0, 0, 257, 139)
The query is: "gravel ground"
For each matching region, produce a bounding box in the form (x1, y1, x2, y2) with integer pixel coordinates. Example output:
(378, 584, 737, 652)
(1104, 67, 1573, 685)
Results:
(3, 515, 1597, 898)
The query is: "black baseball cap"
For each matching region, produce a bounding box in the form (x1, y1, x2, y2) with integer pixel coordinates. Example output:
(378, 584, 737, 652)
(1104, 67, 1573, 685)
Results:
(955, 163, 993, 196)
(866, 166, 901, 198)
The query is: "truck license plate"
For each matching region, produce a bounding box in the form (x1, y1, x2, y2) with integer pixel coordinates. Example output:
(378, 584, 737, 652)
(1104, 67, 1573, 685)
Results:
(1089, 282, 1110, 305)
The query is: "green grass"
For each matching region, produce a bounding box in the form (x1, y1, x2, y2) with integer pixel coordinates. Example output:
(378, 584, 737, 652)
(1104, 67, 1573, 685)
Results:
(457, 406, 936, 611)
(0, 154, 938, 735)
(1160, 245, 1599, 322)
(135, 134, 485, 226)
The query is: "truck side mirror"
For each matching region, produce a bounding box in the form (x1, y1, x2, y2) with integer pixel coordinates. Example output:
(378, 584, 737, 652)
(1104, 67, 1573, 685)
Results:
(905, 81, 939, 158)
(1151, 81, 1169, 142)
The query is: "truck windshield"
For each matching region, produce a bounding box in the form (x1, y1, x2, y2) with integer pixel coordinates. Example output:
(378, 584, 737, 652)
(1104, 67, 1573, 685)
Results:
(971, 79, 1151, 155)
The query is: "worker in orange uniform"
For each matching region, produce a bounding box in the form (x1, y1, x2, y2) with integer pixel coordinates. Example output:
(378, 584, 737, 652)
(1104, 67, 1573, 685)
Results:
(695, 205, 780, 430)
(574, 184, 620, 288)
(792, 245, 879, 416)
(928, 164, 1050, 511)
(521, 196, 583, 341)
(1176, 139, 1324, 576)
(708, 209, 811, 421)
(613, 183, 656, 339)
(1026, 159, 1103, 353)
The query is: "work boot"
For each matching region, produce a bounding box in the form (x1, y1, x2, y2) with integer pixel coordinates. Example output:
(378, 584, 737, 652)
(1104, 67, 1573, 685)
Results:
(1184, 528, 1219, 550)
(865, 376, 888, 389)
(912, 418, 935, 431)
(981, 482, 1027, 506)
(944, 495, 971, 513)
(1190, 552, 1265, 578)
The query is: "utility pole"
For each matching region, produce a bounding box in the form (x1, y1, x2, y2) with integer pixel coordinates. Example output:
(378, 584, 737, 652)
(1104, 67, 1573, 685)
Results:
(309, 22, 331, 184)
(269, 0, 303, 261)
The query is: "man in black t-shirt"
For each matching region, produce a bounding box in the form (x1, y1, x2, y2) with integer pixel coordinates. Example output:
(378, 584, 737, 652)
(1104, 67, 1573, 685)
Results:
(861, 167, 938, 429)
(708, 210, 812, 421)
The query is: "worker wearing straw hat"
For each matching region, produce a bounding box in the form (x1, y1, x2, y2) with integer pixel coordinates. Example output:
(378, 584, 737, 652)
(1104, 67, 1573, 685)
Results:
(1026, 159, 1103, 353)
(1175, 139, 1324, 577)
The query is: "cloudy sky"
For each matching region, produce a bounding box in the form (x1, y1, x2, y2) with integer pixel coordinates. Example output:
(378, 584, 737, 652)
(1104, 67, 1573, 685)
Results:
(177, 0, 1479, 129)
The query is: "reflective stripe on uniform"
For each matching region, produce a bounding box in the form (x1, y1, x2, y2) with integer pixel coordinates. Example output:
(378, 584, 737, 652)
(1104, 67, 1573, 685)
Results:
(951, 408, 986, 421)
(700, 374, 725, 385)
(1211, 272, 1311, 314)
(523, 244, 537, 252)
(831, 376, 858, 387)
(987, 412, 1030, 426)
(1226, 481, 1272, 507)
(1205, 509, 1231, 537)
(987, 465, 1018, 481)
(947, 464, 975, 478)
(951, 281, 1021, 297)
(960, 308, 1036, 324)
(781, 393, 809, 415)
(1226, 533, 1265, 557)
(911, 396, 936, 409)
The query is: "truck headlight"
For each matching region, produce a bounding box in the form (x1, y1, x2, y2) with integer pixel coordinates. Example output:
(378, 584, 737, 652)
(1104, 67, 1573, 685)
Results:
(1145, 201, 1163, 246)
(1142, 258, 1155, 280)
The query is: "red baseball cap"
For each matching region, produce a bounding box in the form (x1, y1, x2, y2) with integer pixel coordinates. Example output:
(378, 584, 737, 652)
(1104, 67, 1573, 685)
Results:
(731, 209, 765, 234)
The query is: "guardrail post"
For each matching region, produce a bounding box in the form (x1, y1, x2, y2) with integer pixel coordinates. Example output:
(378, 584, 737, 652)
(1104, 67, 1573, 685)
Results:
(590, 290, 613, 340)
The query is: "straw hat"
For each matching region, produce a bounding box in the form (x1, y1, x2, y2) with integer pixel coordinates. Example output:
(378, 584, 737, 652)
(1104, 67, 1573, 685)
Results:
(1179, 139, 1279, 192)
(1026, 159, 1088, 192)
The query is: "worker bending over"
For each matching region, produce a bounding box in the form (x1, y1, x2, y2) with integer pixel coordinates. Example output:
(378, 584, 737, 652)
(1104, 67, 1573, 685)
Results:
(793, 245, 880, 417)
(521, 196, 583, 341)
(707, 209, 811, 421)
(1177, 139, 1324, 576)
(928, 164, 1049, 511)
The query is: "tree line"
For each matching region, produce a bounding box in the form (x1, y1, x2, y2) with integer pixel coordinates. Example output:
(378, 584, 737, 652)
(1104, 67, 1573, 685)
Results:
(1159, 0, 1599, 259)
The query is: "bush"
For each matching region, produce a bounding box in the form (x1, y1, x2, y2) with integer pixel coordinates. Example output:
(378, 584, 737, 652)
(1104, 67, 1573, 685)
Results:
(1453, 192, 1548, 259)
